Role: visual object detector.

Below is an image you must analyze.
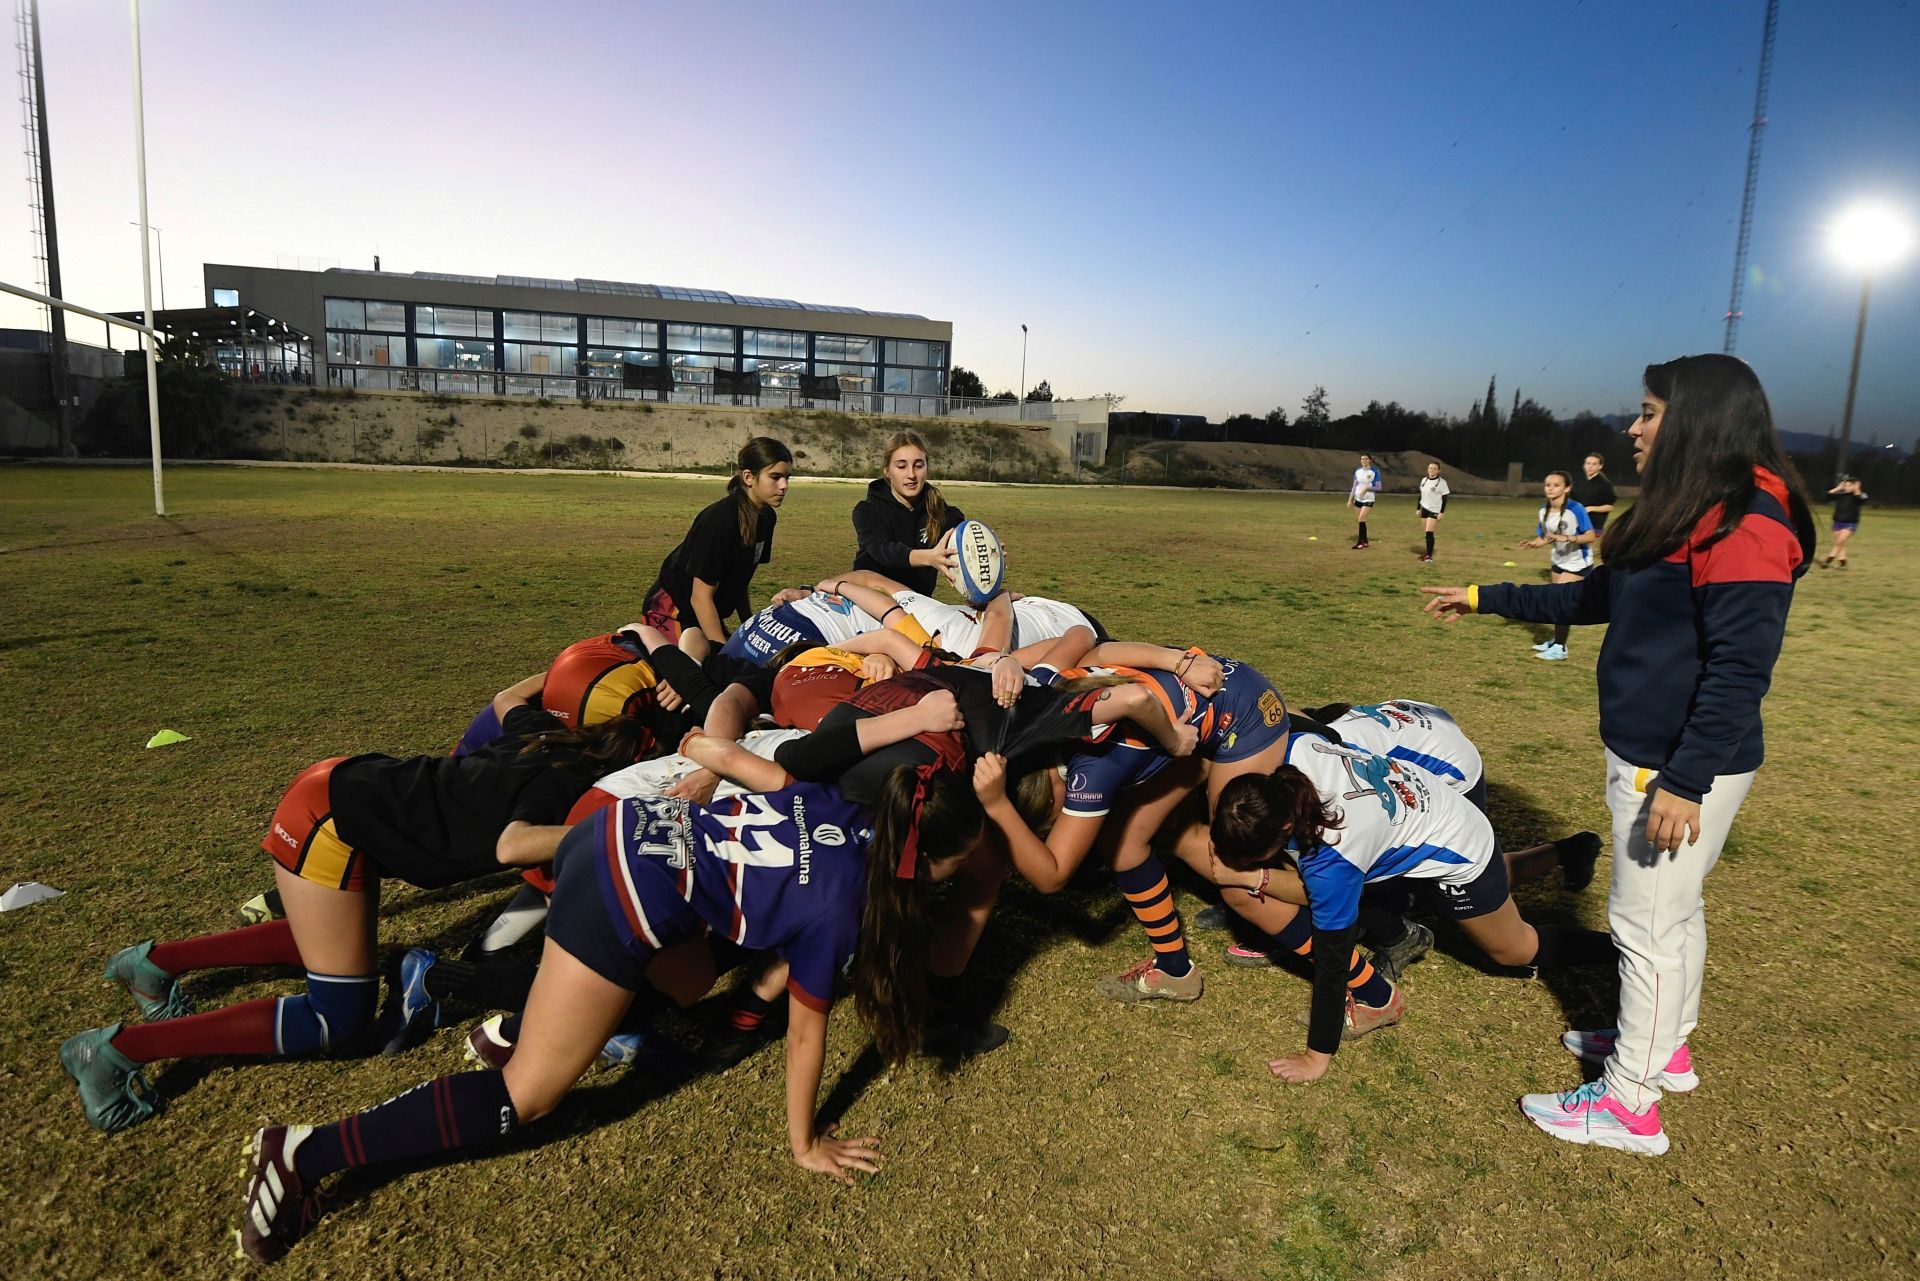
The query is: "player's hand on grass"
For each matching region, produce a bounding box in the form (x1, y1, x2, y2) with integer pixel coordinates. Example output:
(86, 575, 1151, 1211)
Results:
(795, 1124, 883, 1185)
(654, 679, 685, 712)
(666, 767, 721, 805)
(1645, 787, 1702, 855)
(1419, 586, 1473, 621)
(973, 752, 1009, 807)
(860, 654, 899, 684)
(1269, 1049, 1331, 1084)
(914, 689, 964, 734)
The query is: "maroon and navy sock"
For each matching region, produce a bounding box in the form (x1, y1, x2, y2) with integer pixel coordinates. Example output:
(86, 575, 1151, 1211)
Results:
(148, 919, 302, 976)
(295, 1070, 519, 1182)
(725, 988, 777, 1035)
(1113, 856, 1192, 978)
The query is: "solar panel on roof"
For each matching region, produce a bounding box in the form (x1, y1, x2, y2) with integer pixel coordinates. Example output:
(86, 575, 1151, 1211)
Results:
(733, 295, 805, 309)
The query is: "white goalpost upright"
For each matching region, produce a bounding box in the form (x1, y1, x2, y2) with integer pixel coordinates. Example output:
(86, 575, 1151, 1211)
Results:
(3, 0, 167, 516)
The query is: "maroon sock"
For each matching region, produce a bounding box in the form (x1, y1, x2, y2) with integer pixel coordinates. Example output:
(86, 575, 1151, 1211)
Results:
(111, 996, 278, 1063)
(148, 920, 302, 976)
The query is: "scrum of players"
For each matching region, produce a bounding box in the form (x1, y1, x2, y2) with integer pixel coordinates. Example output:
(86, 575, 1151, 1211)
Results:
(58, 433, 1611, 1264)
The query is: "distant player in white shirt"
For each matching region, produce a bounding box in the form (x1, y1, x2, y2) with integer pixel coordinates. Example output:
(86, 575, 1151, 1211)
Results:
(1348, 452, 1381, 549)
(1416, 462, 1450, 562)
(1517, 470, 1598, 662)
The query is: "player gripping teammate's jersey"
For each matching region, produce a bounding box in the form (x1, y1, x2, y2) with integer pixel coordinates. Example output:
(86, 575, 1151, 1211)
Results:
(1538, 500, 1596, 574)
(1280, 733, 1497, 931)
(720, 591, 883, 666)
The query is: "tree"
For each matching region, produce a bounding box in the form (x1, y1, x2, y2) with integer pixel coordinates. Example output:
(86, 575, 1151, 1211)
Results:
(1265, 405, 1290, 430)
(1300, 385, 1330, 427)
(947, 365, 985, 399)
(1025, 380, 1054, 403)
(1483, 375, 1499, 429)
(987, 388, 1017, 403)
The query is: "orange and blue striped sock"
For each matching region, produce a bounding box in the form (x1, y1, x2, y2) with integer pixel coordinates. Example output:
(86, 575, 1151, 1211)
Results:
(1113, 856, 1192, 978)
(1267, 909, 1392, 1006)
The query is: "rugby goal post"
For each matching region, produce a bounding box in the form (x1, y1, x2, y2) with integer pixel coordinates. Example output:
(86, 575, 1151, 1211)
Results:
(3, 0, 168, 516)
(0, 279, 164, 514)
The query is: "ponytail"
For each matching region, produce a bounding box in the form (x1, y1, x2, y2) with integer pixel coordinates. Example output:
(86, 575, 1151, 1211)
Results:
(728, 436, 793, 545)
(1211, 766, 1343, 870)
(517, 714, 655, 770)
(854, 764, 983, 1064)
(921, 483, 949, 548)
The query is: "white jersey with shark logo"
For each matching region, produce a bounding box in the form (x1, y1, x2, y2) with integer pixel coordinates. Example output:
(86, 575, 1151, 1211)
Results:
(1321, 700, 1482, 793)
(893, 591, 987, 656)
(585, 728, 805, 805)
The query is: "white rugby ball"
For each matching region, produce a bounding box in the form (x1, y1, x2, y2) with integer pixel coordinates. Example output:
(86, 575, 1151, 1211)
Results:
(944, 519, 1005, 606)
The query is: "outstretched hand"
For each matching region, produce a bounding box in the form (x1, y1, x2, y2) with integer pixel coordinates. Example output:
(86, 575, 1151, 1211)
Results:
(794, 1123, 883, 1185)
(1419, 586, 1473, 622)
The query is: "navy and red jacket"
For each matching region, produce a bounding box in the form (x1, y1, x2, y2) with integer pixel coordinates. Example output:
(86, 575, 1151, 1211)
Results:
(1475, 468, 1806, 803)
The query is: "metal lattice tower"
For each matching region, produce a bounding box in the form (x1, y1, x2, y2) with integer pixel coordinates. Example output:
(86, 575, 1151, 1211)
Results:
(1723, 0, 1780, 354)
(13, 0, 46, 322)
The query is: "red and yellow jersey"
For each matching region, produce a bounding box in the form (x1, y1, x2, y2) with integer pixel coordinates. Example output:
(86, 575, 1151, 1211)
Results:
(769, 644, 938, 732)
(543, 634, 658, 730)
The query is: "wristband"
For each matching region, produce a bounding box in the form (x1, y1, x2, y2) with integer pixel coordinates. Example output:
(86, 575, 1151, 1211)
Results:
(1251, 867, 1271, 902)
(833, 579, 847, 598)
(677, 727, 706, 756)
(881, 604, 904, 622)
(1466, 585, 1480, 612)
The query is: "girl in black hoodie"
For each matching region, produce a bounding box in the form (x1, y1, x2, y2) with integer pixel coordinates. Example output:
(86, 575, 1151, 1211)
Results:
(850, 429, 966, 596)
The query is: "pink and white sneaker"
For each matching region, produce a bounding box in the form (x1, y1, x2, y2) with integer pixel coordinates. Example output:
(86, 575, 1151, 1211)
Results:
(1520, 1080, 1669, 1155)
(1560, 1028, 1698, 1092)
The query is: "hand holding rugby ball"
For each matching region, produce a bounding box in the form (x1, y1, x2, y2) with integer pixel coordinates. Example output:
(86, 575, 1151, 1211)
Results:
(943, 519, 1006, 606)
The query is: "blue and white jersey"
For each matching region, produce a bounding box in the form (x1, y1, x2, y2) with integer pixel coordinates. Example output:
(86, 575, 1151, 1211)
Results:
(1282, 733, 1496, 931)
(721, 592, 881, 665)
(586, 728, 806, 804)
(1321, 701, 1481, 794)
(1350, 466, 1381, 505)
(1537, 500, 1595, 573)
(595, 782, 872, 1010)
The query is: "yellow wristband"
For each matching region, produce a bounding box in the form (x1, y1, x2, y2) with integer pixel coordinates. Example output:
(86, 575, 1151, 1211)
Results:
(1466, 585, 1480, 612)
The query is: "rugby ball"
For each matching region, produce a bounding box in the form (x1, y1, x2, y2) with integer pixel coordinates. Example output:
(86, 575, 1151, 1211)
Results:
(944, 519, 1006, 606)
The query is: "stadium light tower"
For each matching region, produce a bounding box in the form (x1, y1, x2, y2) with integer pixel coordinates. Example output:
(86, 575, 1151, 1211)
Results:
(1018, 323, 1028, 410)
(1826, 202, 1914, 480)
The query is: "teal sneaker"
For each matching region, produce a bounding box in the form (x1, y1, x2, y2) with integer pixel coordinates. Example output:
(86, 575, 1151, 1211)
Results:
(103, 940, 194, 1020)
(60, 1025, 156, 1133)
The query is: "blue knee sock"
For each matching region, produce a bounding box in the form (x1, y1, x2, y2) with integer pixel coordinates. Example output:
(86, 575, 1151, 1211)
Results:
(273, 972, 377, 1056)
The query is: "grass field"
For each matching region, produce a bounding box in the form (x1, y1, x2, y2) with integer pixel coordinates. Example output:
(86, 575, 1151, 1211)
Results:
(3, 463, 1916, 1281)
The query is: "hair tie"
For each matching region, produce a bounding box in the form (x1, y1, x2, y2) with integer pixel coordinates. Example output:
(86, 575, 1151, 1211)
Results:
(894, 762, 938, 879)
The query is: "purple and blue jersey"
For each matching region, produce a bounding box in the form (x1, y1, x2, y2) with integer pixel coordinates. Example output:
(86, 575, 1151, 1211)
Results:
(720, 592, 881, 666)
(591, 782, 873, 1010)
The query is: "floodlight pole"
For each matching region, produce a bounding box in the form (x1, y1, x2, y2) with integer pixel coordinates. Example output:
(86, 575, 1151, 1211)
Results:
(129, 0, 163, 515)
(1019, 323, 1028, 414)
(1835, 278, 1870, 480)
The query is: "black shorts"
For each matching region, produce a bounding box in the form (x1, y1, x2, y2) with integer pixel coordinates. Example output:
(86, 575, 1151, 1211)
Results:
(542, 819, 677, 991)
(1552, 565, 1595, 580)
(1414, 842, 1509, 921)
(1418, 507, 1441, 520)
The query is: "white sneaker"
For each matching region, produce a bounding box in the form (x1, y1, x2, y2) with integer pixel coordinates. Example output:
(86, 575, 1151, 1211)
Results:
(1561, 1028, 1698, 1092)
(1532, 639, 1555, 652)
(1535, 644, 1569, 661)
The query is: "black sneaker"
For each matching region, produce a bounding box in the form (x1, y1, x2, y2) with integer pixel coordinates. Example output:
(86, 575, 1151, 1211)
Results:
(1367, 920, 1434, 983)
(924, 1012, 1011, 1058)
(1192, 904, 1232, 932)
(1557, 831, 1603, 892)
(236, 1125, 325, 1264)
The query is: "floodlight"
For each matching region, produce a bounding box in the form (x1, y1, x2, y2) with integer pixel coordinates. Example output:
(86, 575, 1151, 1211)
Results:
(1827, 203, 1915, 274)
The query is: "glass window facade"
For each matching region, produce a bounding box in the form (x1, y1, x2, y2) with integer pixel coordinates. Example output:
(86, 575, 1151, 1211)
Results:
(321, 296, 943, 401)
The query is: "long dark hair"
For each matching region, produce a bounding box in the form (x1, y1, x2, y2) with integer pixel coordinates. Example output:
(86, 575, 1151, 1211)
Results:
(1601, 355, 1815, 568)
(1211, 766, 1343, 871)
(854, 764, 983, 1064)
(882, 429, 949, 546)
(516, 714, 654, 770)
(728, 436, 793, 545)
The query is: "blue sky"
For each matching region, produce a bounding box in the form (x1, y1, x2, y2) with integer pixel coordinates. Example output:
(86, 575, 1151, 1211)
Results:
(3, 0, 1915, 440)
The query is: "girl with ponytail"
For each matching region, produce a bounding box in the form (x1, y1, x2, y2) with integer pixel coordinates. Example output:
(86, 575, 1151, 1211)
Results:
(1208, 738, 1613, 1086)
(851, 430, 967, 597)
(644, 436, 794, 648)
(60, 671, 634, 1135)
(232, 690, 979, 1263)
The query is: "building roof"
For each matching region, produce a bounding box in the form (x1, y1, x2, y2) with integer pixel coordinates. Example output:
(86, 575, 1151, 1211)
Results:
(323, 268, 927, 321)
(107, 305, 310, 342)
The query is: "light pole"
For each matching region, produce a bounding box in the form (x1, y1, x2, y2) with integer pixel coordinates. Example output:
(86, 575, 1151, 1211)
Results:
(129, 221, 165, 311)
(1018, 323, 1028, 413)
(1826, 202, 1913, 479)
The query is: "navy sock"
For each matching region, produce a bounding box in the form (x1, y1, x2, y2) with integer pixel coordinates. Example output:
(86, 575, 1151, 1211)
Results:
(1357, 521, 1369, 543)
(1425, 531, 1435, 556)
(1113, 855, 1192, 977)
(296, 1070, 518, 1182)
(1529, 926, 1616, 969)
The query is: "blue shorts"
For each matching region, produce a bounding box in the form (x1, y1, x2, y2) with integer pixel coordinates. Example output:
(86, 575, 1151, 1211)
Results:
(1209, 659, 1290, 763)
(544, 813, 702, 991)
(1415, 841, 1509, 921)
(1833, 522, 1858, 533)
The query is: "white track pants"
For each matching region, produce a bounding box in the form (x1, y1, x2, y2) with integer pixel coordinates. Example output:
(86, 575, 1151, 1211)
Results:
(1600, 749, 1755, 1113)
